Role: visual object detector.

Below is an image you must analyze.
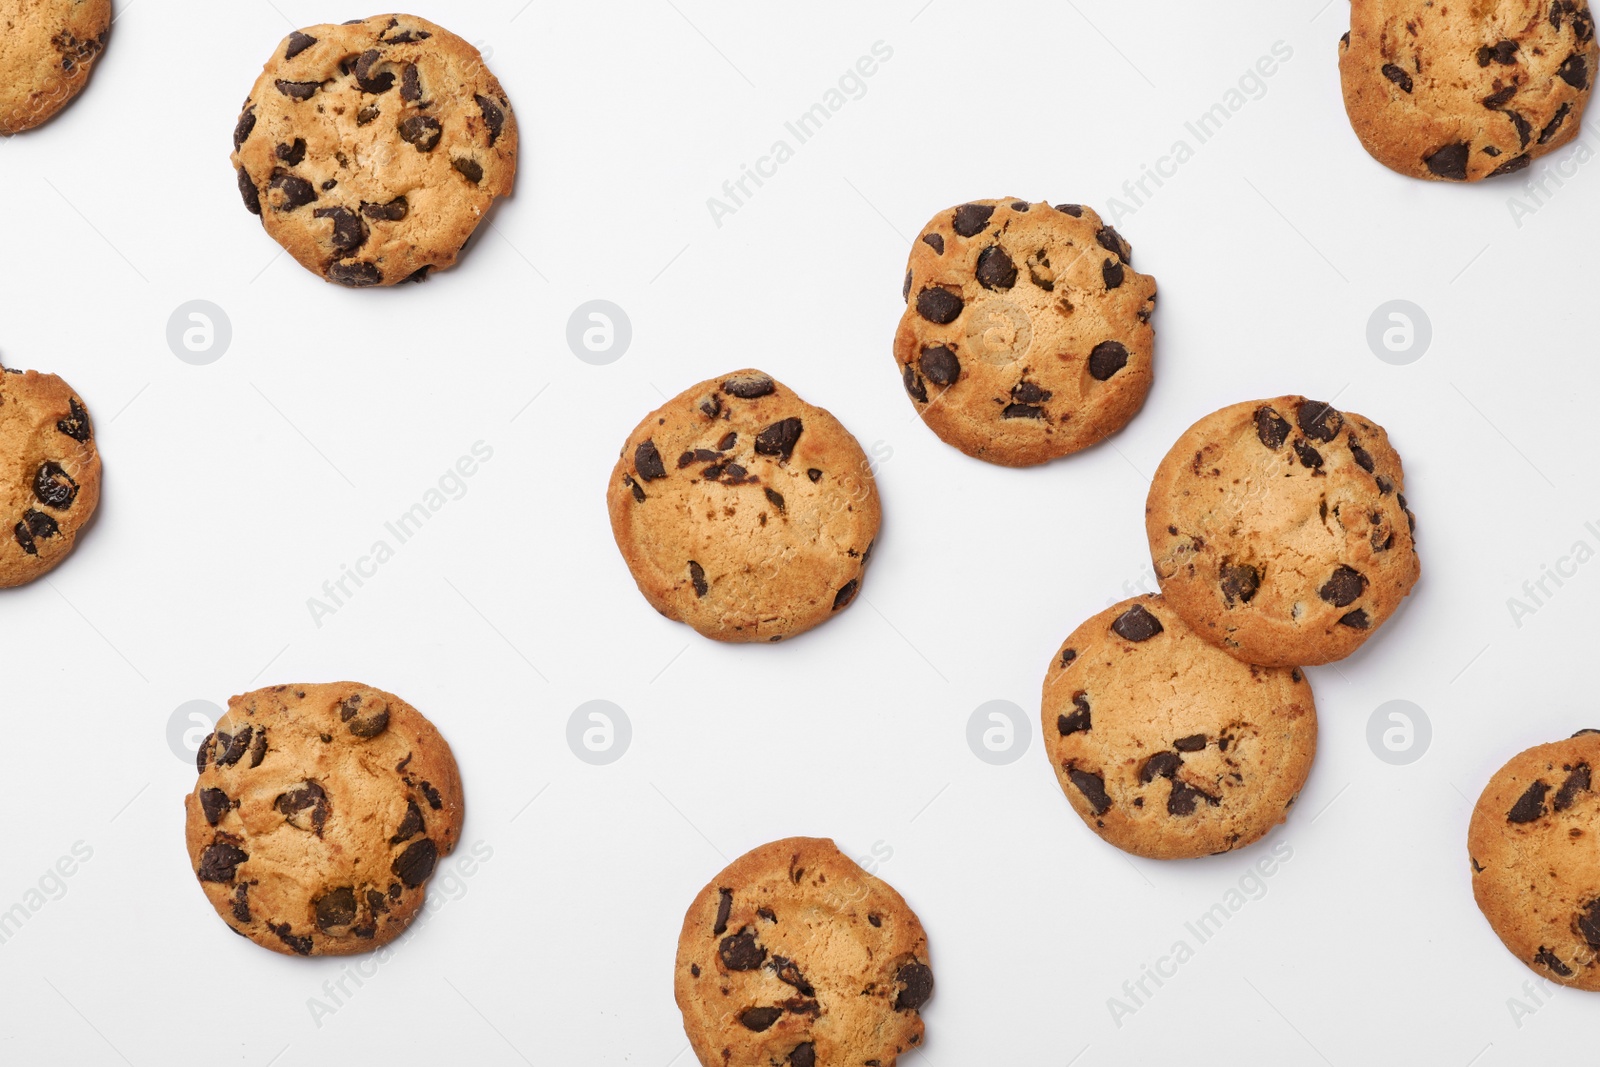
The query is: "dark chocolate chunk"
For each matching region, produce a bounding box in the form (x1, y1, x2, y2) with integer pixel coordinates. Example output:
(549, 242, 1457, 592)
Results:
(1482, 84, 1517, 109)
(390, 799, 425, 844)
(764, 488, 785, 512)
(475, 94, 507, 145)
(1338, 609, 1370, 629)
(1297, 400, 1343, 442)
(902, 363, 927, 403)
(268, 169, 318, 211)
(197, 842, 248, 883)
(353, 50, 395, 94)
(1168, 779, 1220, 816)
(1111, 604, 1163, 642)
(975, 245, 1017, 290)
(196, 732, 214, 774)
(1349, 439, 1375, 472)
(916, 286, 964, 324)
(1293, 439, 1324, 469)
(1220, 562, 1260, 606)
(32, 462, 78, 509)
(284, 31, 318, 59)
(215, 727, 253, 767)
(398, 115, 442, 152)
(1255, 406, 1290, 450)
(1102, 258, 1124, 289)
(832, 579, 860, 611)
(713, 887, 733, 936)
(233, 106, 256, 149)
(1382, 63, 1414, 92)
(920, 345, 960, 387)
(392, 838, 438, 888)
(314, 887, 357, 930)
(313, 206, 368, 255)
(400, 63, 422, 103)
(723, 373, 775, 399)
(199, 788, 232, 827)
(1140, 751, 1182, 783)
(237, 167, 262, 215)
(1559, 54, 1589, 89)
(1554, 763, 1591, 811)
(12, 510, 56, 554)
(1054, 203, 1084, 216)
(274, 79, 322, 101)
(1424, 143, 1470, 181)
(1539, 102, 1572, 144)
(894, 961, 934, 1011)
(453, 158, 485, 184)
(271, 923, 313, 955)
(1319, 565, 1367, 607)
(1478, 40, 1520, 66)
(1057, 693, 1091, 736)
(1508, 109, 1533, 148)
(771, 955, 815, 997)
(1096, 226, 1132, 263)
(635, 440, 668, 480)
(1011, 381, 1051, 405)
(274, 780, 329, 835)
(275, 138, 307, 166)
(1535, 947, 1573, 977)
(1001, 403, 1045, 420)
(789, 1043, 816, 1067)
(1088, 340, 1129, 381)
(1068, 768, 1112, 815)
(755, 418, 803, 461)
(689, 561, 708, 597)
(719, 927, 766, 970)
(952, 203, 994, 236)
(1507, 780, 1550, 823)
(327, 260, 383, 287)
(362, 196, 409, 221)
(740, 1007, 782, 1032)
(921, 232, 944, 254)
(1578, 899, 1600, 949)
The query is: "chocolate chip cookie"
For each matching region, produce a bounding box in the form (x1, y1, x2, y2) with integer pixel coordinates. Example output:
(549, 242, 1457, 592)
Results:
(231, 14, 517, 286)
(675, 837, 933, 1067)
(1340, 0, 1596, 181)
(607, 371, 880, 643)
(1470, 731, 1600, 988)
(1042, 596, 1317, 859)
(184, 682, 464, 956)
(0, 0, 110, 135)
(894, 199, 1157, 467)
(0, 364, 101, 588)
(1146, 396, 1420, 667)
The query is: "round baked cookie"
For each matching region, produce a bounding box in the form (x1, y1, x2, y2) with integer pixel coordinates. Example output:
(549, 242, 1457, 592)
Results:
(184, 682, 464, 957)
(1470, 731, 1600, 988)
(894, 198, 1157, 467)
(675, 837, 933, 1067)
(0, 0, 111, 135)
(1041, 596, 1317, 860)
(231, 14, 517, 287)
(0, 364, 101, 588)
(606, 370, 880, 643)
(1340, 0, 1596, 181)
(1146, 396, 1420, 668)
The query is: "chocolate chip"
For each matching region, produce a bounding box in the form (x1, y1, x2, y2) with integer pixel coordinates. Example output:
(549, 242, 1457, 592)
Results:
(1111, 604, 1163, 642)
(250, 728, 268, 768)
(1060, 648, 1077, 668)
(1297, 400, 1343, 442)
(1478, 40, 1519, 66)
(755, 418, 803, 461)
(1058, 693, 1092, 736)
(1579, 899, 1600, 950)
(1507, 780, 1550, 823)
(1338, 609, 1370, 629)
(392, 838, 438, 888)
(1490, 154, 1532, 176)
(713, 887, 733, 935)
(389, 799, 424, 845)
(233, 106, 256, 149)
(1102, 258, 1124, 289)
(1140, 751, 1182, 783)
(314, 887, 357, 930)
(1382, 63, 1413, 92)
(453, 158, 485, 184)
(976, 245, 1017, 290)
(635, 440, 668, 481)
(216, 726, 253, 767)
(362, 196, 409, 221)
(232, 883, 252, 923)
(1508, 109, 1534, 148)
(1293, 439, 1323, 469)
(198, 842, 248, 883)
(1539, 102, 1572, 145)
(764, 488, 785, 512)
(32, 462, 78, 509)
(1535, 947, 1573, 977)
(199, 788, 232, 826)
(475, 94, 507, 145)
(895, 961, 934, 1011)
(1220, 562, 1260, 606)
(313, 206, 368, 255)
(1011, 381, 1051, 405)
(1096, 226, 1132, 263)
(832, 579, 860, 611)
(1167, 779, 1219, 816)
(327, 261, 383, 287)
(399, 63, 422, 103)
(274, 79, 322, 101)
(1482, 84, 1517, 109)
(1001, 403, 1044, 419)
(1088, 341, 1129, 381)
(1424, 143, 1470, 181)
(807, 469, 822, 482)
(274, 781, 330, 836)
(12, 509, 57, 555)
(1554, 763, 1591, 811)
(723, 373, 775, 399)
(1319, 565, 1366, 607)
(275, 138, 307, 166)
(1174, 734, 1207, 752)
(1055, 203, 1083, 216)
(1068, 768, 1112, 815)
(688, 561, 708, 598)
(952, 203, 994, 236)
(237, 167, 261, 215)
(920, 345, 960, 387)
(740, 1007, 782, 1032)
(1375, 475, 1394, 495)
(1255, 406, 1290, 450)
(269, 169, 318, 211)
(789, 1042, 816, 1067)
(420, 781, 442, 810)
(284, 31, 318, 59)
(271, 923, 313, 955)
(357, 104, 380, 126)
(719, 927, 766, 970)
(1349, 439, 1375, 472)
(196, 733, 213, 774)
(902, 363, 927, 403)
(353, 50, 395, 94)
(921, 233, 944, 255)
(916, 286, 964, 324)
(398, 115, 442, 152)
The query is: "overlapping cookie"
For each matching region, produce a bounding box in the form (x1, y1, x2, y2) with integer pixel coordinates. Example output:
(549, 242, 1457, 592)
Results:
(0, 364, 100, 588)
(675, 837, 933, 1067)
(0, 0, 110, 135)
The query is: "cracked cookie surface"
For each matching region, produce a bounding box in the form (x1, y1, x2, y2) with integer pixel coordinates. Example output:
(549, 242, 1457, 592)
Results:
(1470, 732, 1600, 989)
(0, 0, 110, 135)
(675, 837, 933, 1067)
(606, 370, 880, 643)
(231, 13, 516, 286)
(0, 365, 101, 588)
(1041, 596, 1317, 860)
(1340, 0, 1595, 181)
(184, 682, 463, 956)
(1146, 396, 1420, 667)
(893, 198, 1157, 467)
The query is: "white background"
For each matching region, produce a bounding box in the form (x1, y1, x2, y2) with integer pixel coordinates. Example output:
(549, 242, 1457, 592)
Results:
(1, 0, 1596, 1063)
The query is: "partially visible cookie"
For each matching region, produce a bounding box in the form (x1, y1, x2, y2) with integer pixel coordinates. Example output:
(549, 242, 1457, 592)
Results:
(1041, 596, 1317, 859)
(0, 363, 101, 588)
(1340, 0, 1596, 181)
(675, 837, 933, 1067)
(606, 370, 880, 643)
(894, 198, 1157, 467)
(0, 0, 111, 135)
(231, 14, 517, 286)
(1470, 731, 1600, 989)
(183, 682, 464, 956)
(1146, 396, 1420, 667)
